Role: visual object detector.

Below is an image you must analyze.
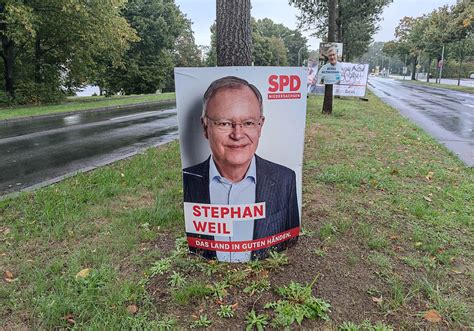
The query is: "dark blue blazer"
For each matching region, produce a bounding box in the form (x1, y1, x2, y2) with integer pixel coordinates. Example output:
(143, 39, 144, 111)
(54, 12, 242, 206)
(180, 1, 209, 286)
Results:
(183, 155, 300, 260)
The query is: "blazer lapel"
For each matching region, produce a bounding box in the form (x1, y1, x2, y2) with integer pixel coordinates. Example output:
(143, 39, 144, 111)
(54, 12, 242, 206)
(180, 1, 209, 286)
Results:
(253, 155, 277, 240)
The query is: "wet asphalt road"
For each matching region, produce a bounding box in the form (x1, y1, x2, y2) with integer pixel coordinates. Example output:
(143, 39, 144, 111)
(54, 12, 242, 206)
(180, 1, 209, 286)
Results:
(0, 103, 177, 196)
(369, 77, 474, 166)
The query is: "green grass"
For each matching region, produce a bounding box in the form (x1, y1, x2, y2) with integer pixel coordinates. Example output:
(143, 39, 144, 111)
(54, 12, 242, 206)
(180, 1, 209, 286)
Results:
(0, 93, 176, 120)
(1, 91, 472, 328)
(400, 79, 474, 94)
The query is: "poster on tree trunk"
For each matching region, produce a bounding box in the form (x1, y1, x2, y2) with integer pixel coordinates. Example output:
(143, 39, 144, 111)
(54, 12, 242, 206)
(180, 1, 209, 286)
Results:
(175, 67, 307, 262)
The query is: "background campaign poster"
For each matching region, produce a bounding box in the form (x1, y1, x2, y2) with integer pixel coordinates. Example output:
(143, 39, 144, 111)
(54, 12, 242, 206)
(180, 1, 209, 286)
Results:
(175, 67, 307, 262)
(311, 62, 369, 97)
(333, 63, 369, 97)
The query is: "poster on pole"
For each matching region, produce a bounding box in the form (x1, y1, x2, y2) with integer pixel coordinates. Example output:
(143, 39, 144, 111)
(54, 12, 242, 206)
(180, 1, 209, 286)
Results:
(317, 43, 343, 85)
(175, 67, 307, 262)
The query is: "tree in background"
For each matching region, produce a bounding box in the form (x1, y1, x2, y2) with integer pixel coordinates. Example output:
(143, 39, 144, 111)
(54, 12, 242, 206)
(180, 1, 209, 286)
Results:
(252, 18, 308, 66)
(289, 0, 392, 61)
(382, 1, 473, 82)
(0, 0, 137, 103)
(102, 0, 186, 95)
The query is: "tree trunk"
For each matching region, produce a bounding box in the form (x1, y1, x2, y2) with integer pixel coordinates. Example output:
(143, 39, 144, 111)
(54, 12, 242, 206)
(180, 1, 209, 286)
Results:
(35, 36, 42, 83)
(457, 40, 464, 86)
(410, 55, 417, 80)
(322, 0, 337, 115)
(216, 0, 252, 66)
(426, 57, 431, 83)
(1, 36, 15, 98)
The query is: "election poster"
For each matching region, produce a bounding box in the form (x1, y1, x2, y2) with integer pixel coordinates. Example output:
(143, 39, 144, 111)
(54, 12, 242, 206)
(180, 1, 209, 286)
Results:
(311, 62, 369, 97)
(306, 58, 318, 93)
(175, 67, 307, 262)
(334, 63, 369, 97)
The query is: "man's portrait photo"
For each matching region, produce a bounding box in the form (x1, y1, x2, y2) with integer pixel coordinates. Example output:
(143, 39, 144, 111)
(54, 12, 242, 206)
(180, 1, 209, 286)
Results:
(175, 67, 307, 263)
(317, 42, 343, 85)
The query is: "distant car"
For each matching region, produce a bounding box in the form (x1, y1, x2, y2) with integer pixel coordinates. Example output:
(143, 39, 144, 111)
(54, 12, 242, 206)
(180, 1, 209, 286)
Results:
(470, 73, 474, 79)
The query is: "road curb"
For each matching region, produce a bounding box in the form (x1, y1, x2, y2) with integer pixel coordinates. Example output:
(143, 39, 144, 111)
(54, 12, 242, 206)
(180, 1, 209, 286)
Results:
(0, 99, 176, 125)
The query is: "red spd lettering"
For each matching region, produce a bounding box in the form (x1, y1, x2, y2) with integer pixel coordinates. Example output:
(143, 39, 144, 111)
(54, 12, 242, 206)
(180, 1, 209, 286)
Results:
(268, 75, 301, 92)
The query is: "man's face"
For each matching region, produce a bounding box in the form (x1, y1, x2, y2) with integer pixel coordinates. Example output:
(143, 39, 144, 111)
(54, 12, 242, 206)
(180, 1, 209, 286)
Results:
(328, 50, 337, 65)
(203, 86, 264, 174)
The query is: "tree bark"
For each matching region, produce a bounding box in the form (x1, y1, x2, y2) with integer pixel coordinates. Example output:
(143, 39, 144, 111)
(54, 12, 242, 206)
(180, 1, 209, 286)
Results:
(216, 0, 252, 66)
(322, 0, 337, 115)
(35, 36, 42, 83)
(1, 35, 15, 98)
(410, 55, 417, 80)
(426, 57, 431, 82)
(457, 40, 464, 86)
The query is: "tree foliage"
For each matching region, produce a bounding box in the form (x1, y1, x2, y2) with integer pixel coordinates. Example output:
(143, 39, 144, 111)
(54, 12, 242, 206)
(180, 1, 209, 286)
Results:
(0, 0, 138, 103)
(383, 1, 473, 80)
(102, 0, 186, 95)
(289, 0, 392, 61)
(0, 0, 200, 102)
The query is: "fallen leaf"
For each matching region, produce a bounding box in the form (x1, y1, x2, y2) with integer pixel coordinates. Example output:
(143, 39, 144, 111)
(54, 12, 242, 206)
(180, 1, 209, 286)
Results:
(63, 313, 75, 324)
(425, 172, 434, 181)
(126, 304, 138, 314)
(230, 303, 239, 309)
(415, 242, 423, 248)
(423, 196, 432, 202)
(75, 268, 91, 280)
(372, 296, 383, 304)
(424, 310, 442, 323)
(4, 270, 15, 282)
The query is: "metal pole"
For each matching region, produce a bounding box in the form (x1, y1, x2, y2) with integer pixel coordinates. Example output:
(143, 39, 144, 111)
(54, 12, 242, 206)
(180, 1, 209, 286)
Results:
(298, 46, 305, 67)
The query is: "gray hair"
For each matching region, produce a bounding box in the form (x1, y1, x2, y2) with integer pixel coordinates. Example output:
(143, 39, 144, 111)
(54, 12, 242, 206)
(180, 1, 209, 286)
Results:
(327, 47, 337, 56)
(201, 76, 263, 120)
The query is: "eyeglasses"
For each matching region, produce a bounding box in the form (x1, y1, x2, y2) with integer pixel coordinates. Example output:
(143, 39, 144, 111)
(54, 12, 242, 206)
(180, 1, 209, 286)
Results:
(205, 116, 262, 132)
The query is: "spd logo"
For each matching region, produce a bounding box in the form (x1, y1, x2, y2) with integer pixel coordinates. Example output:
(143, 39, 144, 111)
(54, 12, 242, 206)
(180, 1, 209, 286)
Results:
(267, 75, 301, 100)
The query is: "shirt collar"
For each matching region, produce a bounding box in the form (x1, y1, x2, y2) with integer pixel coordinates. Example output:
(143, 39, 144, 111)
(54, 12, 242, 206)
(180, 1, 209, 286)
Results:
(210, 156, 256, 184)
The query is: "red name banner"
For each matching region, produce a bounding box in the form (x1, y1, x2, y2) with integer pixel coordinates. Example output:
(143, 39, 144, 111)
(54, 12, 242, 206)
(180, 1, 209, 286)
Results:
(187, 227, 300, 252)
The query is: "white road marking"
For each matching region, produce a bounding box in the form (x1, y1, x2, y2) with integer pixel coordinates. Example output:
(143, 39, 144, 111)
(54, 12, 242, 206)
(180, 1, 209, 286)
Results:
(110, 111, 157, 121)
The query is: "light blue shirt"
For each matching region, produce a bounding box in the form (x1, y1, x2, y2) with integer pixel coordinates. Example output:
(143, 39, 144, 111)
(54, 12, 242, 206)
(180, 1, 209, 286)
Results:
(209, 156, 256, 262)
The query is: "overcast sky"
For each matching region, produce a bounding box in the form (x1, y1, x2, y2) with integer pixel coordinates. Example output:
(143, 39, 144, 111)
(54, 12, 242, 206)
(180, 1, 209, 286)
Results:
(175, 0, 458, 50)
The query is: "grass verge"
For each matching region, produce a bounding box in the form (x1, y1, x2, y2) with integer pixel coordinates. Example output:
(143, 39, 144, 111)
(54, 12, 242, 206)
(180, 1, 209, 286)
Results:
(1, 91, 472, 329)
(399, 79, 474, 94)
(0, 93, 176, 120)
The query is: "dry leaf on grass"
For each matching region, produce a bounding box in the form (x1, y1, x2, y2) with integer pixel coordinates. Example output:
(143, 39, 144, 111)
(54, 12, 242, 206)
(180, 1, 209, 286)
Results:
(75, 268, 91, 280)
(4, 270, 17, 282)
(371, 296, 383, 304)
(423, 196, 432, 202)
(1, 227, 11, 235)
(424, 310, 442, 323)
(63, 313, 75, 325)
(126, 304, 138, 314)
(425, 172, 434, 181)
